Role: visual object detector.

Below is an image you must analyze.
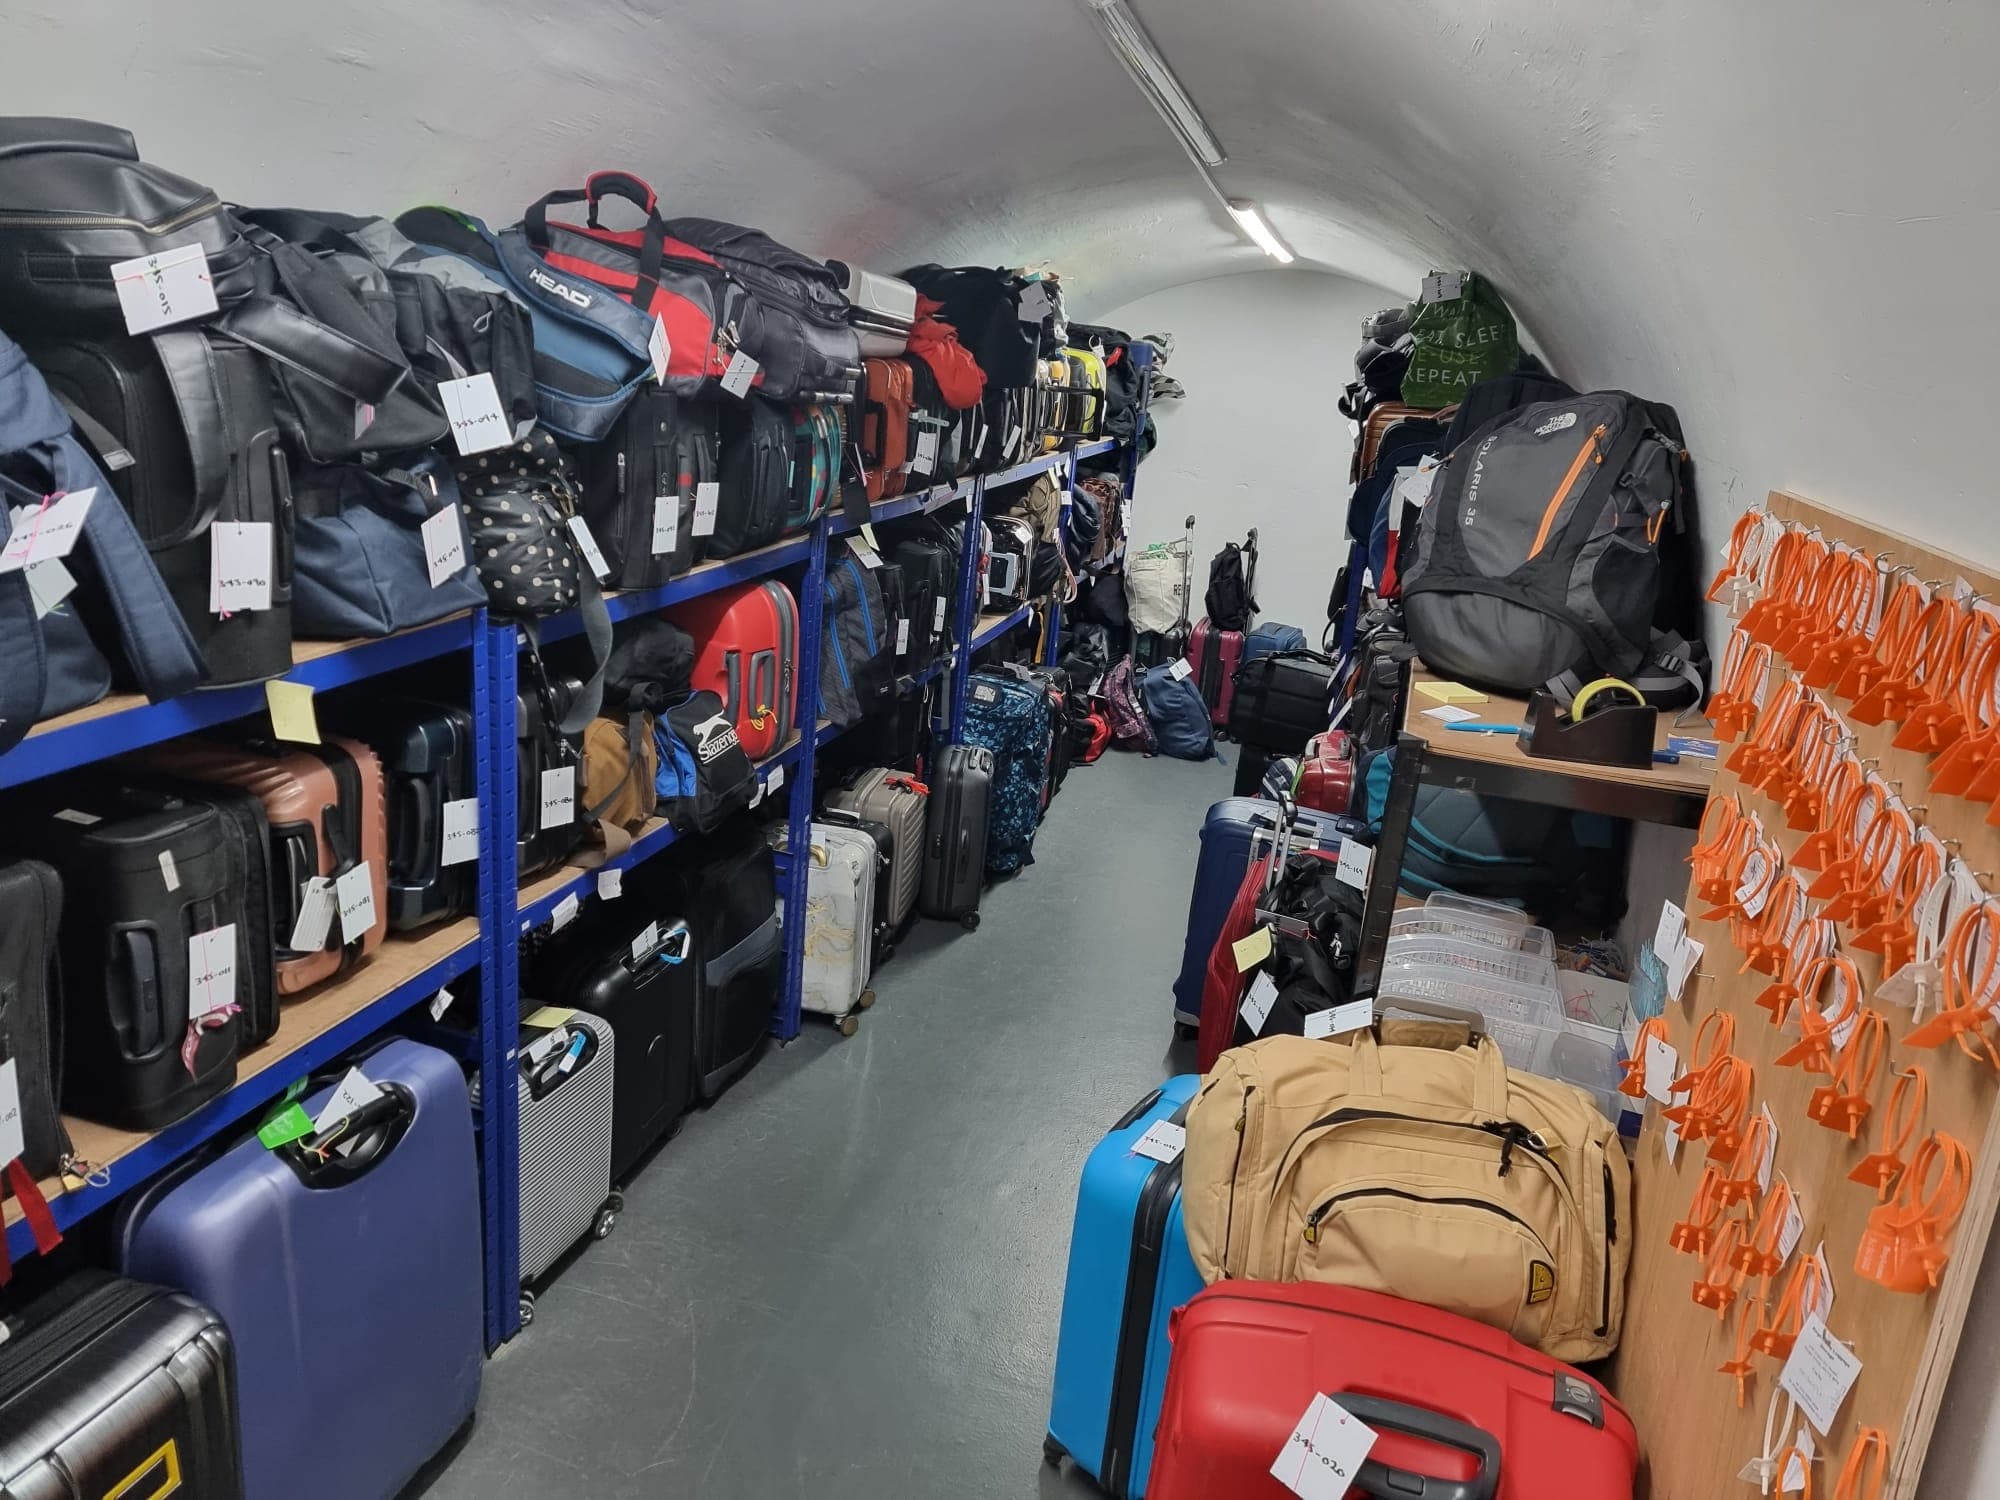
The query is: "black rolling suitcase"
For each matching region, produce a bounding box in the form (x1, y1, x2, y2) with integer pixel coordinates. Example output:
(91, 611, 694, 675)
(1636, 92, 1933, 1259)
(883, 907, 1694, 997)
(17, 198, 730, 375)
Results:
(529, 862, 700, 1181)
(12, 787, 242, 1130)
(355, 701, 478, 931)
(680, 817, 779, 1099)
(0, 1272, 243, 1499)
(30, 333, 293, 687)
(918, 744, 993, 928)
(0, 859, 71, 1191)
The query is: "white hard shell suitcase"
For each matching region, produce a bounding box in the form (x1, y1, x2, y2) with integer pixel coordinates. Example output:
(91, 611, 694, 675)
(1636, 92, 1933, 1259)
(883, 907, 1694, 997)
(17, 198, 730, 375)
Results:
(775, 821, 877, 1031)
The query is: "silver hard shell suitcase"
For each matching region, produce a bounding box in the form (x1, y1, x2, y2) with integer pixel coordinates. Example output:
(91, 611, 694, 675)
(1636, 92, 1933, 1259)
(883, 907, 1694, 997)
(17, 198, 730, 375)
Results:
(770, 821, 877, 1034)
(822, 767, 928, 930)
(829, 263, 917, 357)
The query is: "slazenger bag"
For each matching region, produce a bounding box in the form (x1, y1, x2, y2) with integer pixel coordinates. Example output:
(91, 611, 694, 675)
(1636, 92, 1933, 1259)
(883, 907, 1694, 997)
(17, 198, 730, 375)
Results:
(1400, 390, 1693, 696)
(1183, 1023, 1631, 1365)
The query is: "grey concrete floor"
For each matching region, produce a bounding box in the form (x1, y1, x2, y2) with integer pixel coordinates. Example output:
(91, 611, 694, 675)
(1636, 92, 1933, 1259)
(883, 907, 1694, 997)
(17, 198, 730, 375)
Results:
(418, 748, 1229, 1499)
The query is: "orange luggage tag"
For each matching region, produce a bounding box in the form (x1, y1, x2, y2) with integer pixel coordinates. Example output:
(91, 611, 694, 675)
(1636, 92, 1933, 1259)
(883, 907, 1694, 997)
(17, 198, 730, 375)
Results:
(1730, 1175, 1795, 1282)
(1717, 1287, 1765, 1409)
(1773, 956, 1857, 1075)
(1794, 763, 1867, 873)
(1710, 630, 1773, 743)
(1618, 1016, 1669, 1100)
(1669, 1163, 1726, 1256)
(1930, 631, 2000, 793)
(1715, 1109, 1774, 1208)
(1836, 570, 1922, 701)
(1738, 872, 1805, 977)
(1850, 1066, 1927, 1198)
(1903, 900, 2000, 1066)
(1808, 1008, 1888, 1138)
(1664, 1011, 1736, 1137)
(1831, 1429, 1889, 1500)
(1852, 830, 1942, 970)
(1693, 1217, 1748, 1316)
(1752, 912, 1834, 1024)
(1852, 589, 1952, 725)
(1893, 591, 1986, 752)
(1802, 549, 1882, 688)
(1856, 1131, 1970, 1293)
(1751, 1253, 1826, 1361)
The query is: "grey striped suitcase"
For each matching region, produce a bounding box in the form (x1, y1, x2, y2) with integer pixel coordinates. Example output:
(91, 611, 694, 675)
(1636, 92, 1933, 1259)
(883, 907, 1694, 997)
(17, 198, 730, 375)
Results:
(823, 767, 927, 930)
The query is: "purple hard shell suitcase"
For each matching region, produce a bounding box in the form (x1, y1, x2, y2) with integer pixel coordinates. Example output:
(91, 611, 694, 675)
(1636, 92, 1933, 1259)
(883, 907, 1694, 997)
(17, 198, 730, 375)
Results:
(114, 1038, 484, 1500)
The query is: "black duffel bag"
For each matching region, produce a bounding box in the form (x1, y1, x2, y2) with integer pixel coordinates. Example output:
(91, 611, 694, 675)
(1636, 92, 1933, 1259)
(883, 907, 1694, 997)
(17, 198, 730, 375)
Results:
(661, 217, 859, 401)
(1227, 649, 1339, 754)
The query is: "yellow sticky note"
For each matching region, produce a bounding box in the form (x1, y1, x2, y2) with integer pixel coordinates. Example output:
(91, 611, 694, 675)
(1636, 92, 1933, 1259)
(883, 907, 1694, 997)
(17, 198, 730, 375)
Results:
(1231, 925, 1274, 971)
(860, 522, 881, 551)
(265, 680, 320, 744)
(523, 1006, 577, 1029)
(1415, 680, 1487, 705)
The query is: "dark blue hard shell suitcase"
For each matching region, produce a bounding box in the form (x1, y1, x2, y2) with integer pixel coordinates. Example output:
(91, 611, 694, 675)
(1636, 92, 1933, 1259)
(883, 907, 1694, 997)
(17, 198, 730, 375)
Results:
(1044, 1075, 1203, 1498)
(1169, 798, 1347, 1030)
(114, 1038, 484, 1500)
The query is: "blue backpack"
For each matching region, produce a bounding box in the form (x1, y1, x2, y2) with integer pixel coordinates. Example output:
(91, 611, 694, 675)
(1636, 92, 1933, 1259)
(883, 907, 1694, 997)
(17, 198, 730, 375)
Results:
(1243, 621, 1308, 662)
(1140, 665, 1218, 761)
(959, 673, 1051, 874)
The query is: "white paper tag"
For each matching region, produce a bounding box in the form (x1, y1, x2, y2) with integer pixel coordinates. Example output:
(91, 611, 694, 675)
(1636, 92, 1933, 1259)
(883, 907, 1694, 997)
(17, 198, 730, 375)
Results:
(720, 348, 759, 398)
(1653, 901, 1687, 965)
(596, 867, 623, 901)
(1392, 465, 1438, 510)
(526, 1027, 568, 1066)
(1779, 1314, 1863, 1436)
(1168, 656, 1193, 681)
(1016, 280, 1053, 324)
(766, 763, 785, 793)
(913, 428, 940, 475)
(648, 315, 671, 384)
(567, 515, 612, 581)
(540, 766, 575, 832)
(896, 618, 911, 656)
(651, 491, 679, 556)
(210, 521, 273, 613)
(631, 921, 660, 966)
(1335, 840, 1374, 891)
(187, 926, 237, 1019)
(1272, 1393, 1378, 1499)
(1643, 1036, 1680, 1105)
(1811, 1244, 1836, 1322)
(1305, 998, 1374, 1040)
(430, 986, 456, 1021)
(335, 861, 378, 946)
(1004, 423, 1023, 454)
(287, 876, 336, 952)
(438, 371, 511, 456)
(51, 808, 101, 825)
(1778, 1176, 1805, 1265)
(1131, 1119, 1186, 1163)
(691, 481, 720, 538)
(440, 798, 480, 866)
(934, 596, 948, 632)
(0, 489, 95, 574)
(1781, 1425, 1815, 1493)
(158, 849, 181, 892)
(1666, 936, 1703, 1003)
(25, 556, 76, 618)
(0, 1059, 23, 1169)
(847, 535, 883, 569)
(1420, 270, 1464, 304)
(550, 890, 581, 931)
(1663, 1111, 1682, 1164)
(1241, 971, 1280, 1035)
(313, 1067, 383, 1136)
(111, 244, 219, 334)
(1422, 704, 1481, 724)
(1758, 1104, 1780, 1195)
(421, 505, 468, 588)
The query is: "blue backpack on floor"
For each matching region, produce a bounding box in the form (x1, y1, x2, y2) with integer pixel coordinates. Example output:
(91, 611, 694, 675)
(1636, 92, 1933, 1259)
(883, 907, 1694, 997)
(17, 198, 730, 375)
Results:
(1243, 621, 1308, 662)
(1139, 665, 1218, 761)
(960, 673, 1051, 874)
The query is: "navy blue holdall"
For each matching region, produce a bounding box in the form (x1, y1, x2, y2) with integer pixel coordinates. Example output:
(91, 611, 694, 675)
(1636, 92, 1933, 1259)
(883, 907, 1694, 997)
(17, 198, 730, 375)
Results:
(1046, 1075, 1205, 1498)
(1170, 797, 1349, 1032)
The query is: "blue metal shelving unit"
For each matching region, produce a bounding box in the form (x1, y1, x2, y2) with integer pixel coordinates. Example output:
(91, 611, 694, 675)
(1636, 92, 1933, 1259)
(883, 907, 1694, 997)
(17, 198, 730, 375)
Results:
(1, 427, 1146, 1352)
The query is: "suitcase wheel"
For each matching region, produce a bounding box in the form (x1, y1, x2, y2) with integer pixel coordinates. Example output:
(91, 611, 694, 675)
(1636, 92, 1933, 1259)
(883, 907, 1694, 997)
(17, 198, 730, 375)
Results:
(960, 912, 981, 931)
(1175, 1021, 1199, 1042)
(1042, 1436, 1067, 1468)
(519, 1291, 537, 1327)
(607, 1190, 626, 1213)
(594, 1204, 618, 1240)
(858, 989, 876, 1011)
(837, 1013, 860, 1038)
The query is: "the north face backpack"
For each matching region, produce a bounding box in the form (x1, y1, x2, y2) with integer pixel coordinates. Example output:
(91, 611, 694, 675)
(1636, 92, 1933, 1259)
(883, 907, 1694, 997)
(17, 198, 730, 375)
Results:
(958, 672, 1051, 875)
(1204, 537, 1257, 632)
(1400, 391, 1699, 699)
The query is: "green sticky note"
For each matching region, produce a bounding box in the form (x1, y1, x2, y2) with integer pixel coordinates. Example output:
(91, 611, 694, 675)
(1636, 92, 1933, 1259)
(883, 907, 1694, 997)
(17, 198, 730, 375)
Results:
(257, 1102, 314, 1150)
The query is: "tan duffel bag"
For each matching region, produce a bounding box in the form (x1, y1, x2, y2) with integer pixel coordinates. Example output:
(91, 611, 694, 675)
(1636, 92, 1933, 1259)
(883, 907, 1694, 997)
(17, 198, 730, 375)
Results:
(1183, 1012, 1632, 1364)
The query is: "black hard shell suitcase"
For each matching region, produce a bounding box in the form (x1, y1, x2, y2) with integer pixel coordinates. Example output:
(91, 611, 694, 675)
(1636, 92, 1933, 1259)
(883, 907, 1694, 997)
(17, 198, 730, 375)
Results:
(529, 863, 700, 1182)
(1226, 650, 1339, 754)
(29, 333, 293, 688)
(572, 385, 715, 589)
(356, 700, 478, 932)
(13, 787, 240, 1130)
(0, 1272, 243, 1500)
(0, 859, 71, 1179)
(518, 675, 586, 880)
(711, 395, 791, 557)
(918, 744, 993, 926)
(678, 817, 778, 1099)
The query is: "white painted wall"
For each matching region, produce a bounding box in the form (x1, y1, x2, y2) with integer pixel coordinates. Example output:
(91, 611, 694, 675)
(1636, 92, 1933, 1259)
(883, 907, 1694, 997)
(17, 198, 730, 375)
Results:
(1097, 270, 1401, 638)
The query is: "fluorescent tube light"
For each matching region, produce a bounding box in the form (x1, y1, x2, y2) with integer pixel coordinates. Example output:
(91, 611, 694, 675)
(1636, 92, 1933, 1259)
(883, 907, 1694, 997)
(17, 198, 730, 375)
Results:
(1227, 200, 1294, 264)
(1082, 0, 1227, 168)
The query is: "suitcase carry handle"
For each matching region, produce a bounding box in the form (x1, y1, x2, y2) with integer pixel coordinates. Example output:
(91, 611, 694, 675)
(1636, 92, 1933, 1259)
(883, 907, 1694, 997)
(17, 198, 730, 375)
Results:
(1336, 1392, 1500, 1500)
(280, 1081, 415, 1189)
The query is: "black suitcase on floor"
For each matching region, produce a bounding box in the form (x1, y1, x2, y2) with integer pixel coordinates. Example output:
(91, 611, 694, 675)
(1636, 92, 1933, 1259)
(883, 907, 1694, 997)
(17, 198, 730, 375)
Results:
(573, 386, 717, 589)
(0, 859, 72, 1181)
(711, 395, 791, 557)
(918, 744, 993, 926)
(818, 807, 897, 968)
(680, 817, 778, 1098)
(118, 775, 281, 1044)
(13, 786, 241, 1130)
(1226, 650, 1339, 754)
(0, 1272, 243, 1500)
(30, 333, 293, 687)
(356, 700, 478, 931)
(529, 863, 701, 1181)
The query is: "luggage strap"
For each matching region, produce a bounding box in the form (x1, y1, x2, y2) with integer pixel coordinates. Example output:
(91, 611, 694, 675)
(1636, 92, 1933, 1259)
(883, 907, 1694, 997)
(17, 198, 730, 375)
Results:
(0, 1158, 61, 1283)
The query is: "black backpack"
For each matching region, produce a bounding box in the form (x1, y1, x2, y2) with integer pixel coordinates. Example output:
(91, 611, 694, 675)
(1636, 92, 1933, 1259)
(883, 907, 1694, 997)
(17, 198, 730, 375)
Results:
(1400, 391, 1704, 702)
(1204, 534, 1258, 632)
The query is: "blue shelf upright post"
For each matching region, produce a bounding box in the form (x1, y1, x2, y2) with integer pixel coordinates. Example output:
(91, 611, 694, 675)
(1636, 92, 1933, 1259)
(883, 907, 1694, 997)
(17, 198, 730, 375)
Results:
(480, 616, 523, 1348)
(947, 476, 988, 743)
(1043, 452, 1080, 668)
(775, 510, 833, 1041)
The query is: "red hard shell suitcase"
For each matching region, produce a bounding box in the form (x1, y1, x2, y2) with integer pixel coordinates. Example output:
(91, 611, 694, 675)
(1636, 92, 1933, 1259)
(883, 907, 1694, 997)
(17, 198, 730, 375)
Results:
(663, 580, 799, 760)
(1297, 729, 1356, 814)
(1147, 1283, 1637, 1500)
(1187, 620, 1244, 729)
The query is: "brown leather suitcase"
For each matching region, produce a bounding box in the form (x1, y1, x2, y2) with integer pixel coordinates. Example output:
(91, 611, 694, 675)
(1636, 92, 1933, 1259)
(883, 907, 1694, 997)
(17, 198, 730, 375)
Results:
(149, 736, 388, 994)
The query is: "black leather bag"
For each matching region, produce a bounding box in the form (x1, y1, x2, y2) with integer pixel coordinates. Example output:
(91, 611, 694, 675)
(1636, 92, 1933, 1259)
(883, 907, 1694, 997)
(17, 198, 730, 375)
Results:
(661, 217, 859, 401)
(0, 859, 70, 1183)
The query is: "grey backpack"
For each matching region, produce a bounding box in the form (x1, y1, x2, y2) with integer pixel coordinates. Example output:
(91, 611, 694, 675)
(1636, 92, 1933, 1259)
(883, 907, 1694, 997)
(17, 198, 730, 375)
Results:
(1400, 390, 1700, 701)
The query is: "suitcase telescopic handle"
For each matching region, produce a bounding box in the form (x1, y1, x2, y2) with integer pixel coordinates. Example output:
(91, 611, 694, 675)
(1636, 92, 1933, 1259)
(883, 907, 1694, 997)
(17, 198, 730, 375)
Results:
(1335, 1392, 1501, 1500)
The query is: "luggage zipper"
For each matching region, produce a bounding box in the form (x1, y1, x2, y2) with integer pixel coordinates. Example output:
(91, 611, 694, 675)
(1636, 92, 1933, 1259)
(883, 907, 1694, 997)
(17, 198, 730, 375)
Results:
(1269, 1108, 1551, 1197)
(0, 198, 221, 235)
(1525, 423, 1609, 560)
(842, 557, 879, 654)
(1600, 1160, 1617, 1336)
(1220, 1085, 1254, 1277)
(1301, 1186, 1555, 1257)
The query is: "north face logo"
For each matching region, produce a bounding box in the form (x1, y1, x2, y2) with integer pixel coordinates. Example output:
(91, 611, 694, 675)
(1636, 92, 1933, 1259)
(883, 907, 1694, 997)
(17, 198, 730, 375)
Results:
(691, 713, 740, 763)
(1534, 411, 1579, 437)
(526, 265, 592, 309)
